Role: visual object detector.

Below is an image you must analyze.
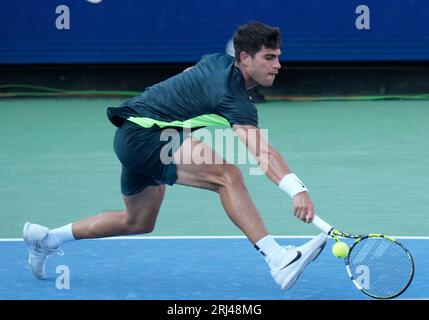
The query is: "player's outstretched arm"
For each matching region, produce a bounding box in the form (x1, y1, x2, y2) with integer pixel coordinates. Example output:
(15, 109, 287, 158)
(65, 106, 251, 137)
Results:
(233, 124, 315, 222)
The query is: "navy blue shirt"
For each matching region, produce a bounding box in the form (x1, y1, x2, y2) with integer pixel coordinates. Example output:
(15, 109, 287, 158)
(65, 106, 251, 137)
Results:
(107, 54, 258, 129)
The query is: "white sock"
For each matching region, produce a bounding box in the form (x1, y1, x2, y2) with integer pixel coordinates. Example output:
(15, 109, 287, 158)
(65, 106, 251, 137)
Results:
(44, 223, 76, 249)
(255, 235, 282, 258)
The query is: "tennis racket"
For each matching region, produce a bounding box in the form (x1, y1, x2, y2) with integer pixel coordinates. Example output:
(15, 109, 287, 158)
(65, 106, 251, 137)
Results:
(312, 215, 415, 299)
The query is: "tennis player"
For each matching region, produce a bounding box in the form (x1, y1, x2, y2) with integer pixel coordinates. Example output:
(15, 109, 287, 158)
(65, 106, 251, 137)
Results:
(23, 22, 327, 290)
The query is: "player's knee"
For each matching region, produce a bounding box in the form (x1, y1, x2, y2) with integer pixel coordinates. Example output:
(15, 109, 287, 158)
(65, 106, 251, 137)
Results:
(138, 224, 155, 234)
(134, 222, 155, 234)
(219, 164, 244, 188)
(123, 212, 156, 234)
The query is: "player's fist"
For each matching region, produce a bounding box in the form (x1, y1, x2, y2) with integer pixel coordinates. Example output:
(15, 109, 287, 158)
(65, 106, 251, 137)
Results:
(292, 191, 314, 223)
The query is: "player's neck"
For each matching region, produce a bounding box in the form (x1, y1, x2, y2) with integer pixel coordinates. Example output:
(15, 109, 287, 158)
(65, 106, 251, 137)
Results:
(235, 62, 258, 90)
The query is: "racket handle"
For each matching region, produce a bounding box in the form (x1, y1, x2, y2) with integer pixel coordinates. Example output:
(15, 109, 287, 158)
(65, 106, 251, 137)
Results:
(312, 215, 334, 235)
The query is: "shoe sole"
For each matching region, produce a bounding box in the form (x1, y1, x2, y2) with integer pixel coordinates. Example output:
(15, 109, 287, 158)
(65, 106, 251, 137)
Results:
(310, 241, 327, 262)
(23, 222, 46, 279)
(23, 222, 31, 246)
(23, 222, 32, 264)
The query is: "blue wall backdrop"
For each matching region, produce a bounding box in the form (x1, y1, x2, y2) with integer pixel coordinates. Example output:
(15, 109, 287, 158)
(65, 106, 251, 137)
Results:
(1, 0, 428, 63)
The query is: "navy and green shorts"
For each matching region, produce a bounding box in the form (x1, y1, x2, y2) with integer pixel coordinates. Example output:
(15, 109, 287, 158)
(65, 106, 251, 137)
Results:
(113, 120, 186, 196)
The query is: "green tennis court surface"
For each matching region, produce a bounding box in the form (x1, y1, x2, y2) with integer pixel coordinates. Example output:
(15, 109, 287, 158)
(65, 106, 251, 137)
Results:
(1, 98, 428, 237)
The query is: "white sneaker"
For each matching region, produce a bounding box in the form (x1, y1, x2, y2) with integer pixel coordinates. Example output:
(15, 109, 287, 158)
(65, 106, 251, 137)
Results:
(268, 233, 328, 290)
(23, 222, 57, 279)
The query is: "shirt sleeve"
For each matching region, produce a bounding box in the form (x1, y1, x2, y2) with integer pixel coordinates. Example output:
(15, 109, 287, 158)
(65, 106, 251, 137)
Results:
(217, 94, 259, 127)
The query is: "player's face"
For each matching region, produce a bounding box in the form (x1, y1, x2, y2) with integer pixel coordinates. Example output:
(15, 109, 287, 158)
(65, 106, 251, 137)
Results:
(248, 46, 281, 87)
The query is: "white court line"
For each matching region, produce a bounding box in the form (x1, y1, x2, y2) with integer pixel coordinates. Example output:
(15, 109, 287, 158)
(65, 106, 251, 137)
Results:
(2, 235, 429, 242)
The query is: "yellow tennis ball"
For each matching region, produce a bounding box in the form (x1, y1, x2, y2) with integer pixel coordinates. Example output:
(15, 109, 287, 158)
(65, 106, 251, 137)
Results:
(332, 241, 349, 258)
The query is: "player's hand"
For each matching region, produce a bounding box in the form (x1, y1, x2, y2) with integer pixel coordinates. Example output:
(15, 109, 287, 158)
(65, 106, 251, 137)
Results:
(292, 191, 314, 223)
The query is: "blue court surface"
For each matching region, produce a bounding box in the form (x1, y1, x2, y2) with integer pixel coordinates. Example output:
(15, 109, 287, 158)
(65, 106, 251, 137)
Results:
(1, 237, 428, 300)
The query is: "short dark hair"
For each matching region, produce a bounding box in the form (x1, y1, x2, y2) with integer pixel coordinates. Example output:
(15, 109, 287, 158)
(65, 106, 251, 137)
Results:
(233, 22, 281, 62)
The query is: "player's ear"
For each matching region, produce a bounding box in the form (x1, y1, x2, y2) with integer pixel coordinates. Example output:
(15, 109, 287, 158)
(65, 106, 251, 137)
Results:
(239, 51, 252, 66)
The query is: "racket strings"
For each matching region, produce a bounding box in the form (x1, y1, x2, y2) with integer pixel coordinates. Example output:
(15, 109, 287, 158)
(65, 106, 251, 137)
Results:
(348, 237, 413, 298)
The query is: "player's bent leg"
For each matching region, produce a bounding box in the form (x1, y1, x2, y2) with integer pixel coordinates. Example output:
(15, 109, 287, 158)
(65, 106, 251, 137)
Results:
(72, 184, 166, 239)
(173, 138, 269, 244)
(23, 185, 165, 279)
(122, 184, 166, 234)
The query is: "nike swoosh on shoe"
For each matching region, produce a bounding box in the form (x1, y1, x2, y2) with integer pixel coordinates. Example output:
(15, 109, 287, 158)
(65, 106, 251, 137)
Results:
(280, 251, 302, 270)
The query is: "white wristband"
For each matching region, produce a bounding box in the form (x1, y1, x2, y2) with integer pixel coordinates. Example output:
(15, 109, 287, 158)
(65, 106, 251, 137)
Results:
(279, 173, 308, 198)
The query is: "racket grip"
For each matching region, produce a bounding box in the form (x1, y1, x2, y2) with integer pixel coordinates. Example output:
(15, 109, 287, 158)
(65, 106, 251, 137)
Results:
(312, 215, 334, 235)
